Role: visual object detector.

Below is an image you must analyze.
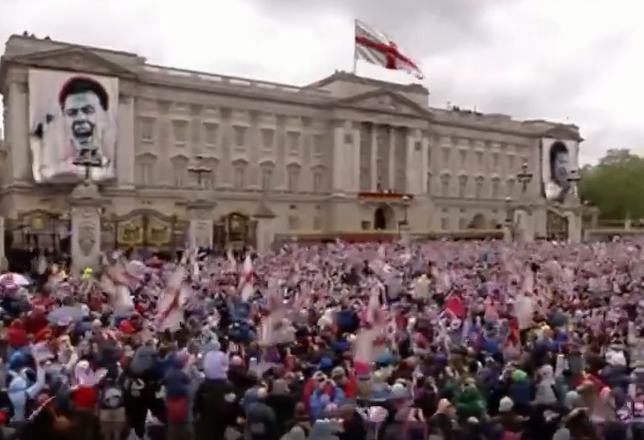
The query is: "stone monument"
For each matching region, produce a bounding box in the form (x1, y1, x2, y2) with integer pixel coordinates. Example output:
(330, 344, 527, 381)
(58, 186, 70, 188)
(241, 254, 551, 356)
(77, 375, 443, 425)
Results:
(185, 200, 216, 249)
(68, 181, 106, 275)
(513, 204, 536, 242)
(565, 169, 583, 243)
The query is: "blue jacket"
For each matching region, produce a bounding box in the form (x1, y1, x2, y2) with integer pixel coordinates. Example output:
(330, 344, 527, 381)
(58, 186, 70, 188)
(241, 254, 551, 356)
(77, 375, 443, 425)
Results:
(309, 386, 346, 420)
(509, 379, 532, 406)
(164, 366, 191, 399)
(8, 367, 46, 422)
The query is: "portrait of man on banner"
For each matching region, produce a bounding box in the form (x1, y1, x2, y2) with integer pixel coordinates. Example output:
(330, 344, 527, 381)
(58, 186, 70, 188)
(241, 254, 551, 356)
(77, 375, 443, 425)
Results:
(29, 70, 118, 183)
(543, 141, 572, 203)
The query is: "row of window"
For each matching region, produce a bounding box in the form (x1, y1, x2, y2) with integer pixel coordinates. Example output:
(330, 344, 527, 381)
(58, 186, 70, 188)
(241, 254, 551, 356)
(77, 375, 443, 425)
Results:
(133, 160, 327, 192)
(430, 148, 529, 173)
(441, 217, 502, 231)
(429, 174, 525, 199)
(139, 118, 325, 156)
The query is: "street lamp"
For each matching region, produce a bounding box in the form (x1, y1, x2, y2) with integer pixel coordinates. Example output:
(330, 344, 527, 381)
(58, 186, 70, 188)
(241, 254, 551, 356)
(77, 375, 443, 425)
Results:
(505, 196, 513, 225)
(72, 147, 103, 181)
(567, 169, 581, 203)
(400, 195, 410, 226)
(517, 161, 533, 196)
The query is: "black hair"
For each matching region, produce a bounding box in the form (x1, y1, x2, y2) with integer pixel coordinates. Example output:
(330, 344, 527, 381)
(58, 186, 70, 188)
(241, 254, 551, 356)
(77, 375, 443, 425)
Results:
(58, 76, 109, 111)
(549, 141, 569, 180)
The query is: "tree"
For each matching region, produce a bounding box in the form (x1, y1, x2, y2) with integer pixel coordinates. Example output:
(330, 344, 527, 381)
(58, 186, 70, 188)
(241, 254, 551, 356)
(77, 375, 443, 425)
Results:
(579, 149, 644, 220)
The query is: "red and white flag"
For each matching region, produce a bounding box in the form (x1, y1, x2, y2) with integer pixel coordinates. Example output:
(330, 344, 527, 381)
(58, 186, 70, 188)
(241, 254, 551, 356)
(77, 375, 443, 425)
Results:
(354, 19, 424, 79)
(239, 254, 254, 301)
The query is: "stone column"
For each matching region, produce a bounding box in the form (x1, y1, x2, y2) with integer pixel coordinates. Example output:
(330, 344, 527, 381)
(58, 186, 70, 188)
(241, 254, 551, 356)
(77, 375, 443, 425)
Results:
(68, 182, 106, 275)
(254, 201, 276, 255)
(388, 126, 396, 189)
(8, 79, 29, 183)
(566, 210, 582, 243)
(331, 120, 345, 194)
(186, 201, 215, 249)
(116, 94, 135, 187)
(0, 217, 6, 271)
(370, 124, 378, 191)
(513, 208, 535, 242)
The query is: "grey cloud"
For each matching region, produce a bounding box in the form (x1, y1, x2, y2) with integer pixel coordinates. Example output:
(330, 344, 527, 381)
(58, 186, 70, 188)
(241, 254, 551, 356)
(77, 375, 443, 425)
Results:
(430, 30, 632, 120)
(251, 0, 502, 54)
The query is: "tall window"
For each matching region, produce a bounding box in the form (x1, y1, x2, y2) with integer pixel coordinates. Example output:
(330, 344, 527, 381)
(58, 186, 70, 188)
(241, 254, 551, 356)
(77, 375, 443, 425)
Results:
(261, 166, 273, 191)
(234, 165, 246, 189)
(440, 175, 450, 197)
(287, 165, 300, 192)
(172, 120, 188, 146)
(458, 175, 468, 198)
(313, 169, 324, 192)
(171, 156, 188, 187)
(139, 118, 156, 142)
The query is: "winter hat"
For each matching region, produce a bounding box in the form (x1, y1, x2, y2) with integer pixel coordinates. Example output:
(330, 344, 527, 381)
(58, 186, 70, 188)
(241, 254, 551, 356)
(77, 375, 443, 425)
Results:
(272, 379, 289, 395)
(130, 346, 157, 374)
(230, 355, 244, 367)
(331, 367, 346, 379)
(391, 383, 408, 400)
(552, 428, 571, 440)
(499, 396, 514, 412)
(564, 390, 583, 409)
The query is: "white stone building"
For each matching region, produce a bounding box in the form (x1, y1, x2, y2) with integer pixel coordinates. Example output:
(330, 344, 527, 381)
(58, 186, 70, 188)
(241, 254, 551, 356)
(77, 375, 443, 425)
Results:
(0, 33, 585, 254)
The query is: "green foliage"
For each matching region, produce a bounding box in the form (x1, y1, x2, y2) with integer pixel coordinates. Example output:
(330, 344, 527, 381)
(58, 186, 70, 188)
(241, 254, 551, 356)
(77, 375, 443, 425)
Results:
(579, 149, 644, 220)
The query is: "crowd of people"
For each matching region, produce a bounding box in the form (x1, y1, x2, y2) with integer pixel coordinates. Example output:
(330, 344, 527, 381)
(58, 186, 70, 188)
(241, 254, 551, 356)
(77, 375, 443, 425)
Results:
(0, 238, 639, 440)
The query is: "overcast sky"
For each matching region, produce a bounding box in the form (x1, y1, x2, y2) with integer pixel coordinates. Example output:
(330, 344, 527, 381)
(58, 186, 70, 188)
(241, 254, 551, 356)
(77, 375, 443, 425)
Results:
(1, 0, 641, 165)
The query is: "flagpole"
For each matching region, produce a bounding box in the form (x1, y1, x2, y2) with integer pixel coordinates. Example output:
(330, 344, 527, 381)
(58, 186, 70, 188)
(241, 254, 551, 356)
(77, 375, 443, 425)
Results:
(352, 19, 358, 75)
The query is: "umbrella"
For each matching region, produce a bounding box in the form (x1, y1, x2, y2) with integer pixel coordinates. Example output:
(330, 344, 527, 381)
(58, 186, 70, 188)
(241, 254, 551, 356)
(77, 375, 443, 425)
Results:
(47, 306, 88, 325)
(0, 273, 32, 287)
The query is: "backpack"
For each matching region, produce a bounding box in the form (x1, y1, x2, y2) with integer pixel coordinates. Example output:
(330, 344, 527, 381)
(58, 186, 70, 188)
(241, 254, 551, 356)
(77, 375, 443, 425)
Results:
(166, 396, 189, 424)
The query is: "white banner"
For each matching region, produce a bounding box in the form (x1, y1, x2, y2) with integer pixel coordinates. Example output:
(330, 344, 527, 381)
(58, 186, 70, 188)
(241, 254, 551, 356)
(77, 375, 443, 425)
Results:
(28, 69, 118, 183)
(541, 138, 579, 202)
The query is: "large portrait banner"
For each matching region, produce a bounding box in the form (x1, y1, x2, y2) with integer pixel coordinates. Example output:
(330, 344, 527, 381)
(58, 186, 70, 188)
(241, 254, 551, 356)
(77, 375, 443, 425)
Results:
(541, 138, 579, 203)
(28, 69, 118, 183)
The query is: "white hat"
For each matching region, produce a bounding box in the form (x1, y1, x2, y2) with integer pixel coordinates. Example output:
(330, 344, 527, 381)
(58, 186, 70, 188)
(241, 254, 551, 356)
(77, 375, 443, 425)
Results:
(499, 396, 514, 412)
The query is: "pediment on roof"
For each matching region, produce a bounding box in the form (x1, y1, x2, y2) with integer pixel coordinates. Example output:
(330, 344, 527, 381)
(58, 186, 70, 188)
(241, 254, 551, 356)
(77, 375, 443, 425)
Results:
(541, 125, 583, 142)
(332, 89, 432, 119)
(7, 47, 136, 79)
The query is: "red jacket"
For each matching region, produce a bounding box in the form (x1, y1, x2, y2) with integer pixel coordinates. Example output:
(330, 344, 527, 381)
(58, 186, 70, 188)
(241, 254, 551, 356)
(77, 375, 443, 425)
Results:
(7, 320, 27, 349)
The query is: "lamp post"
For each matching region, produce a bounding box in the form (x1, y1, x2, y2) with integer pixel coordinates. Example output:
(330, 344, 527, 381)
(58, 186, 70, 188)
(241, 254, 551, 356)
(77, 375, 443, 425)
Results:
(517, 161, 533, 196)
(567, 169, 580, 203)
(401, 195, 410, 226)
(505, 196, 513, 225)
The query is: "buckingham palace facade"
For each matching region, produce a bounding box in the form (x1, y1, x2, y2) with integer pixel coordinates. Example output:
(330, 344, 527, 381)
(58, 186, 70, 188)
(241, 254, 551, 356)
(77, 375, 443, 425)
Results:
(0, 33, 584, 255)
